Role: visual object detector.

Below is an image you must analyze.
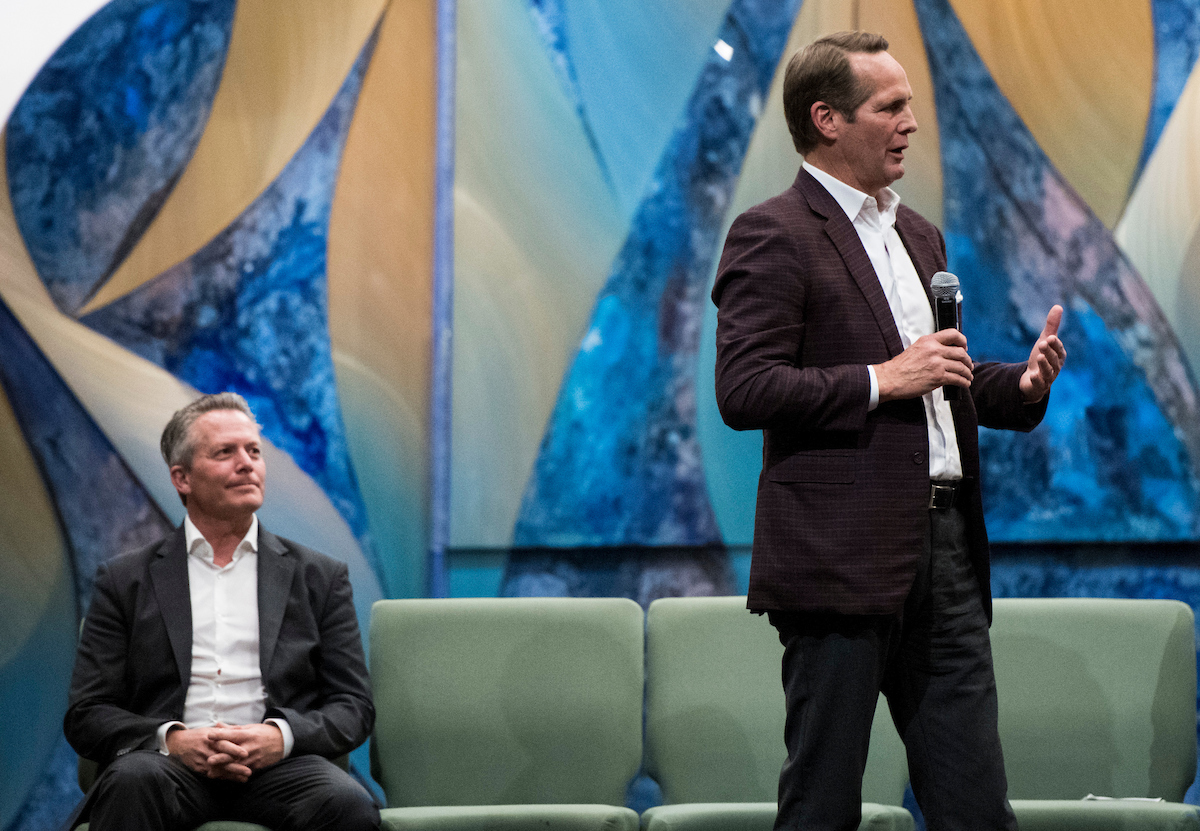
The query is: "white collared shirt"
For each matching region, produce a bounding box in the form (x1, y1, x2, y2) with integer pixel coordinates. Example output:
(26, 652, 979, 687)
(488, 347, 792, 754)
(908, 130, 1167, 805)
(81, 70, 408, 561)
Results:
(156, 514, 293, 756)
(804, 161, 962, 480)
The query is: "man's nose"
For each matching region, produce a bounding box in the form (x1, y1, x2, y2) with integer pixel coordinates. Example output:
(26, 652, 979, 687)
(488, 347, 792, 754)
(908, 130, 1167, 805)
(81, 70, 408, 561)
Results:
(901, 105, 917, 134)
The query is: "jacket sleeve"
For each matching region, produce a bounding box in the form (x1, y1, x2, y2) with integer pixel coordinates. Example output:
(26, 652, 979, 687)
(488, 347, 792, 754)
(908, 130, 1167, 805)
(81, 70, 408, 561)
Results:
(713, 208, 871, 434)
(266, 561, 374, 758)
(970, 360, 1049, 432)
(63, 559, 164, 765)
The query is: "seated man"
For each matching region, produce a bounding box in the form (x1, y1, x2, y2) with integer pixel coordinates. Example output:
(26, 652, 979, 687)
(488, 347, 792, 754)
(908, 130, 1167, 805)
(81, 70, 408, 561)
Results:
(64, 392, 380, 831)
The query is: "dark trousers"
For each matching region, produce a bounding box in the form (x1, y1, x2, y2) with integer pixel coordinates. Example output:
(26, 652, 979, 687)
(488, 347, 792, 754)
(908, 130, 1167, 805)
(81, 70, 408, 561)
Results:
(83, 751, 380, 831)
(768, 506, 1017, 831)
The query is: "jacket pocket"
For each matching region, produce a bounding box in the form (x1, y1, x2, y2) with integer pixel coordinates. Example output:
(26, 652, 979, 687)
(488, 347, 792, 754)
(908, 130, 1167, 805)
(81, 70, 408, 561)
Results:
(765, 450, 855, 484)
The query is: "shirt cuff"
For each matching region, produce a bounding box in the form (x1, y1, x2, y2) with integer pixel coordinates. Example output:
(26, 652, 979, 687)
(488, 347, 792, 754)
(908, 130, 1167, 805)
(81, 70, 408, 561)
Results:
(157, 721, 185, 755)
(265, 717, 294, 758)
(867, 365, 880, 411)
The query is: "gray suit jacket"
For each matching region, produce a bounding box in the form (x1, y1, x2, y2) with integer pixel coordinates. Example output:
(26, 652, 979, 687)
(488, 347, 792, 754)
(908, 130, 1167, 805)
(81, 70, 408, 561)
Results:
(64, 524, 374, 769)
(713, 168, 1047, 618)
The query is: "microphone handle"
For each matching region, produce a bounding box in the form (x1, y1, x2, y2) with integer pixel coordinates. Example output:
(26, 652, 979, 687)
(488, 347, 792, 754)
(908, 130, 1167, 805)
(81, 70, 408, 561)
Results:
(934, 294, 960, 401)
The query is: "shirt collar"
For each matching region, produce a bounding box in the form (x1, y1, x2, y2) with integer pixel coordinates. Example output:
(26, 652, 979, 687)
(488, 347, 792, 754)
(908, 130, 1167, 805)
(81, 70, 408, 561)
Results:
(803, 161, 901, 226)
(184, 513, 259, 566)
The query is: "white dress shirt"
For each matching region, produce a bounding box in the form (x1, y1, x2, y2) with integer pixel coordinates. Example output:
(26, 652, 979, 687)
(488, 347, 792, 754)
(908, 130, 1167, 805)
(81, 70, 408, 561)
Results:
(804, 162, 962, 480)
(156, 514, 294, 756)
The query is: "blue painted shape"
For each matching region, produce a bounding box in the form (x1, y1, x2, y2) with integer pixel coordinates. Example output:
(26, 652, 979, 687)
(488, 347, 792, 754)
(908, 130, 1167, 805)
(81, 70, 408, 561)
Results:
(5, 732, 81, 831)
(0, 297, 173, 613)
(501, 547, 734, 604)
(526, 0, 614, 190)
(527, 1, 735, 219)
(915, 0, 1200, 540)
(1139, 0, 1200, 175)
(5, 0, 235, 316)
(513, 0, 801, 547)
(429, 0, 458, 597)
(83, 29, 382, 576)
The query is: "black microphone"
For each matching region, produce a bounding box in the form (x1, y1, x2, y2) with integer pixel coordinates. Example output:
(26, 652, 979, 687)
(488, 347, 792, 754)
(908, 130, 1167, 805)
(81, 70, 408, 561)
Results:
(931, 271, 962, 401)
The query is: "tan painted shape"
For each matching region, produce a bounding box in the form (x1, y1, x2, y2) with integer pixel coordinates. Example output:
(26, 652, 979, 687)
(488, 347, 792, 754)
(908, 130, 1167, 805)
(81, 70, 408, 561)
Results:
(1116, 61, 1200, 376)
(0, 369, 66, 669)
(0, 144, 76, 664)
(329, 0, 435, 414)
(952, 0, 1153, 229)
(862, 0, 942, 227)
(327, 0, 437, 594)
(1176, 232, 1200, 377)
(83, 0, 387, 314)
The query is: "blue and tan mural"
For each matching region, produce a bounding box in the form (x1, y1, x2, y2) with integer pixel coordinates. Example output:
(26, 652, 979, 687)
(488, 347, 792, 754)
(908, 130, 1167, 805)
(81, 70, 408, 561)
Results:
(6, 0, 1200, 828)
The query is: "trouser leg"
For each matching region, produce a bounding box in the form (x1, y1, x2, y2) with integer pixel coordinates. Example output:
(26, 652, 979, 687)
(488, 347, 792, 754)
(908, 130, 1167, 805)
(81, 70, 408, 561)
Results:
(770, 611, 891, 831)
(228, 755, 380, 831)
(883, 506, 1016, 831)
(85, 750, 220, 831)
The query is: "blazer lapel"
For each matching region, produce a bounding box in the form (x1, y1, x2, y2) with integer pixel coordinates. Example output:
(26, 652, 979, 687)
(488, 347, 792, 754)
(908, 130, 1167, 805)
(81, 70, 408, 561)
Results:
(796, 170, 905, 357)
(148, 527, 192, 688)
(257, 527, 296, 680)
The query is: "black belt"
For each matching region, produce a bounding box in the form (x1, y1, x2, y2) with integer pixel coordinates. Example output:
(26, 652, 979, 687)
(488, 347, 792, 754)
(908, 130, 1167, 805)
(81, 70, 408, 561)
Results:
(929, 480, 962, 510)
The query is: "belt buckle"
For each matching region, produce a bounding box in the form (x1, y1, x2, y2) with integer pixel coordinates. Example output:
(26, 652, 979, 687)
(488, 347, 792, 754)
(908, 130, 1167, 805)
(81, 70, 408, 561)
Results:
(929, 482, 957, 510)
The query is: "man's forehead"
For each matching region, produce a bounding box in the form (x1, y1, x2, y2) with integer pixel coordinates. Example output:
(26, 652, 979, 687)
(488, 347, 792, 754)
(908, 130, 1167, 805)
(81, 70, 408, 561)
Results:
(848, 50, 909, 92)
(194, 409, 260, 439)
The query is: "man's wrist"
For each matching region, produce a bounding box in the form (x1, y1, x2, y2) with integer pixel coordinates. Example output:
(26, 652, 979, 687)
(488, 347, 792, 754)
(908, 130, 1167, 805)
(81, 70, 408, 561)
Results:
(157, 721, 185, 755)
(265, 717, 294, 758)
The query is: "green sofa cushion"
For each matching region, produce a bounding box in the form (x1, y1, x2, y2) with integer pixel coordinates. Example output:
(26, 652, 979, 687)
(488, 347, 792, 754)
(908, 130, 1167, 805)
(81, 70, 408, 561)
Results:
(1009, 799, 1200, 830)
(639, 802, 914, 831)
(379, 803, 640, 831)
(79, 824, 268, 831)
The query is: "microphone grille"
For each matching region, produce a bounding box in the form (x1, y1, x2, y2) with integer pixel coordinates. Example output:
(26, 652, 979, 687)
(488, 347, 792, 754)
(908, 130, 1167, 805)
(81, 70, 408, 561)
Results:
(931, 270, 959, 300)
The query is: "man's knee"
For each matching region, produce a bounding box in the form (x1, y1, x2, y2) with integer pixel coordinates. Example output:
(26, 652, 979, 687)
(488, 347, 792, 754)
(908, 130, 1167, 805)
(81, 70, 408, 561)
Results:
(94, 751, 179, 796)
(311, 783, 379, 830)
(254, 756, 380, 831)
(87, 751, 206, 831)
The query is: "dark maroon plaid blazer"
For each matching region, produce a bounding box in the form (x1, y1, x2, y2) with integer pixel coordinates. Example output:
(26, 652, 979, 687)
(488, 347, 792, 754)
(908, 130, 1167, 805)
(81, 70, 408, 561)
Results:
(713, 168, 1046, 618)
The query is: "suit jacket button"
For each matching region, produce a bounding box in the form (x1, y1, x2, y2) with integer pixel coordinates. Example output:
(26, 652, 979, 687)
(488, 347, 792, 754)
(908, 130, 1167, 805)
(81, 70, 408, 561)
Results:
(912, 451, 926, 464)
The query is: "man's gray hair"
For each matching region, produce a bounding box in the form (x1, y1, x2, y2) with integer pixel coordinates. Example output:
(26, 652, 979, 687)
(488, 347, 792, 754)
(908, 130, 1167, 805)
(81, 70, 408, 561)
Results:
(160, 392, 259, 469)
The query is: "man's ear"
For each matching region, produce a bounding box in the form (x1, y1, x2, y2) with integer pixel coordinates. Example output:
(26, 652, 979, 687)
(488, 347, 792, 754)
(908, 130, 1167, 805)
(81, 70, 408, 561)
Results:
(810, 101, 839, 142)
(170, 465, 190, 497)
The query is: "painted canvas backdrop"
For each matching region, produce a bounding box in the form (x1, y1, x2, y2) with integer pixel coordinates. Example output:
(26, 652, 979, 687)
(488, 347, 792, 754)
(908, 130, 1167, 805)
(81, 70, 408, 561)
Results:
(6, 0, 1200, 829)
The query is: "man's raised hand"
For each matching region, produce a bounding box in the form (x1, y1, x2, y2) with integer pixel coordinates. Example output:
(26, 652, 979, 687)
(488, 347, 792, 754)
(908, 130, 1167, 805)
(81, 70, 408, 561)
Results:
(1019, 305, 1066, 403)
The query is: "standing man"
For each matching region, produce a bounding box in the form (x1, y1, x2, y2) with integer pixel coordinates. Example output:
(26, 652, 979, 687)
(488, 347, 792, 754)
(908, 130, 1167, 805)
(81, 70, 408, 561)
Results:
(64, 392, 380, 830)
(713, 32, 1065, 831)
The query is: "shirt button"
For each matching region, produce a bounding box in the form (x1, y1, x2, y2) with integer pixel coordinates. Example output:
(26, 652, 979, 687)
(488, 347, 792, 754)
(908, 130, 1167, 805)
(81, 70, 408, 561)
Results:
(912, 451, 926, 465)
